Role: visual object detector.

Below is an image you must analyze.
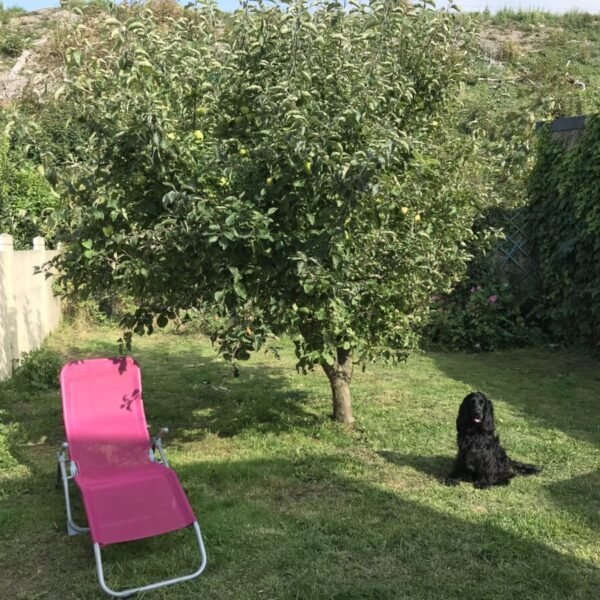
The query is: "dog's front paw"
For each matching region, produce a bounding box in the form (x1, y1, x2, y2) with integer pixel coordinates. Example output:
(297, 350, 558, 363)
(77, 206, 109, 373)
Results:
(444, 477, 460, 486)
(473, 480, 491, 489)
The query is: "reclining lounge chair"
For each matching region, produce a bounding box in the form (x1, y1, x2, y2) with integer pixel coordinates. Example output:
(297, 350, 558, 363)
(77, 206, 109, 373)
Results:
(57, 357, 207, 597)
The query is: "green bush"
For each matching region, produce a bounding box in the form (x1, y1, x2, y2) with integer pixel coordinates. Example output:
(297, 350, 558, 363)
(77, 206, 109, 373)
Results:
(0, 417, 19, 470)
(0, 5, 26, 26)
(0, 136, 59, 249)
(424, 273, 532, 352)
(14, 347, 62, 390)
(0, 28, 26, 57)
(62, 296, 135, 327)
(13, 100, 92, 170)
(423, 225, 536, 353)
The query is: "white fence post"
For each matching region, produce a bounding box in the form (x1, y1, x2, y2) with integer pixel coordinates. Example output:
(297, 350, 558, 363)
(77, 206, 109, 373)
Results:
(0, 233, 16, 379)
(0, 234, 62, 381)
(33, 236, 50, 341)
(33, 236, 46, 251)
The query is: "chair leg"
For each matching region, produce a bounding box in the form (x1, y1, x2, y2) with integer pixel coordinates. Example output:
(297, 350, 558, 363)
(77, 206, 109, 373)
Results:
(93, 521, 208, 598)
(58, 455, 89, 536)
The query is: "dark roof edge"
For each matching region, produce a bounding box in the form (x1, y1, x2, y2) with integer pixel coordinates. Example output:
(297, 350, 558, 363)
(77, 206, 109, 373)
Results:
(535, 115, 587, 132)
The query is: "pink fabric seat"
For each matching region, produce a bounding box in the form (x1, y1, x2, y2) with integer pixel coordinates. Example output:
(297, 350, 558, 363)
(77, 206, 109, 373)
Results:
(76, 463, 195, 545)
(60, 357, 196, 546)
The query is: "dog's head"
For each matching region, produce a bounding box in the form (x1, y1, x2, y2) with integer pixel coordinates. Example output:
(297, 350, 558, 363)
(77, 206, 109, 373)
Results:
(457, 392, 495, 434)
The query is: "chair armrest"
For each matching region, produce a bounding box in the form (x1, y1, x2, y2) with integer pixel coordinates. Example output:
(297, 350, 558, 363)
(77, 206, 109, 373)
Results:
(56, 442, 68, 489)
(57, 442, 79, 478)
(57, 442, 70, 467)
(151, 428, 170, 468)
(155, 427, 169, 441)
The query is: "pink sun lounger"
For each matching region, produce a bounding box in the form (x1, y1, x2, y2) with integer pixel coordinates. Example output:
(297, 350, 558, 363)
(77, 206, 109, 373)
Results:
(57, 357, 207, 597)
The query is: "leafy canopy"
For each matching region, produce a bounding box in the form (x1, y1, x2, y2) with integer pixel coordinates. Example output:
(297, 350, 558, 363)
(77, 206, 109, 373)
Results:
(54, 0, 480, 369)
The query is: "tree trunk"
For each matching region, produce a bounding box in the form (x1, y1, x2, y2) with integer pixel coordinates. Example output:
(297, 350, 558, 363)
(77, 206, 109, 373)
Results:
(321, 348, 354, 425)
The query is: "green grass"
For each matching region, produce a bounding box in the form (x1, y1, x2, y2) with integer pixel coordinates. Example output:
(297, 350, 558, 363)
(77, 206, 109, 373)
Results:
(0, 5, 26, 24)
(474, 9, 600, 30)
(1, 323, 599, 598)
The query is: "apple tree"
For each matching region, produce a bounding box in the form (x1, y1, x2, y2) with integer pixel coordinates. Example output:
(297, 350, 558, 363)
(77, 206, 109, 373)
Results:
(54, 0, 479, 424)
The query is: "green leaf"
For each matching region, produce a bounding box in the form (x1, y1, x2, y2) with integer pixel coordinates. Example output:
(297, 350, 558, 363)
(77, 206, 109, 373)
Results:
(233, 281, 247, 299)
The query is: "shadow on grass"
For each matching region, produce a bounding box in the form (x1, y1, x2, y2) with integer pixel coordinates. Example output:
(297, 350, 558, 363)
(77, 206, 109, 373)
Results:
(0, 336, 320, 450)
(2, 340, 599, 599)
(545, 470, 600, 532)
(4, 454, 598, 599)
(0, 335, 323, 519)
(377, 451, 453, 481)
(430, 350, 600, 444)
(131, 342, 321, 442)
(59, 455, 600, 599)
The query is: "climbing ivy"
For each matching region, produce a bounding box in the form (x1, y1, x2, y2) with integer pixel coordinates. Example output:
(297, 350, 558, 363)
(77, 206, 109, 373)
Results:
(527, 115, 600, 347)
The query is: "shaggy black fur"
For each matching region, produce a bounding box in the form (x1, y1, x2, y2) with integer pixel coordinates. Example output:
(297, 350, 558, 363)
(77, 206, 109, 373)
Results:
(445, 392, 541, 489)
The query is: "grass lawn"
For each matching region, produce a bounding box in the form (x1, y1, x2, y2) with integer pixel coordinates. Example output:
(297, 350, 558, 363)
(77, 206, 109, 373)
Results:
(1, 323, 599, 599)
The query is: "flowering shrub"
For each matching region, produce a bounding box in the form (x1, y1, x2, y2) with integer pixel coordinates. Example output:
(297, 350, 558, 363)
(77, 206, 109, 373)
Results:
(424, 276, 532, 352)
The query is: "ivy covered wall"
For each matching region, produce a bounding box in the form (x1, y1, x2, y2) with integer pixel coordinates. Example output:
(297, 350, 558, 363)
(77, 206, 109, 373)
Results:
(528, 115, 600, 347)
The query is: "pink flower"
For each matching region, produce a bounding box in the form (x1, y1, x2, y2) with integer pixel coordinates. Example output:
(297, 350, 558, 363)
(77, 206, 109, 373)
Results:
(470, 285, 482, 294)
(487, 294, 498, 304)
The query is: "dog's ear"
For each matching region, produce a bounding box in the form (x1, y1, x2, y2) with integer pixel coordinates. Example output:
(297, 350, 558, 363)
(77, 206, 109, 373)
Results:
(481, 393, 495, 432)
(456, 394, 472, 434)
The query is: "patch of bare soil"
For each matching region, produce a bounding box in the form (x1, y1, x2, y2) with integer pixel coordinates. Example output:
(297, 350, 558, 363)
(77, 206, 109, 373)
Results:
(0, 9, 78, 104)
(478, 25, 562, 62)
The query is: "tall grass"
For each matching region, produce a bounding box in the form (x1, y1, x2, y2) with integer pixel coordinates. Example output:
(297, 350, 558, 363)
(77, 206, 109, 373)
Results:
(475, 9, 599, 30)
(0, 3, 26, 25)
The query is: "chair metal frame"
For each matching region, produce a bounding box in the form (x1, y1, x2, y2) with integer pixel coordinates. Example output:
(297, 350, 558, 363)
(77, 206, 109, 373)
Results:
(57, 428, 207, 598)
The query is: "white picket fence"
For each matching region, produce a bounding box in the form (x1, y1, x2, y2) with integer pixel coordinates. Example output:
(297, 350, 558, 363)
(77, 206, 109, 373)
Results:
(0, 233, 62, 381)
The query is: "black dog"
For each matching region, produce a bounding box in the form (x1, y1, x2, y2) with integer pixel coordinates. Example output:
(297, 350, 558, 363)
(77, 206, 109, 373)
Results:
(445, 392, 541, 489)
